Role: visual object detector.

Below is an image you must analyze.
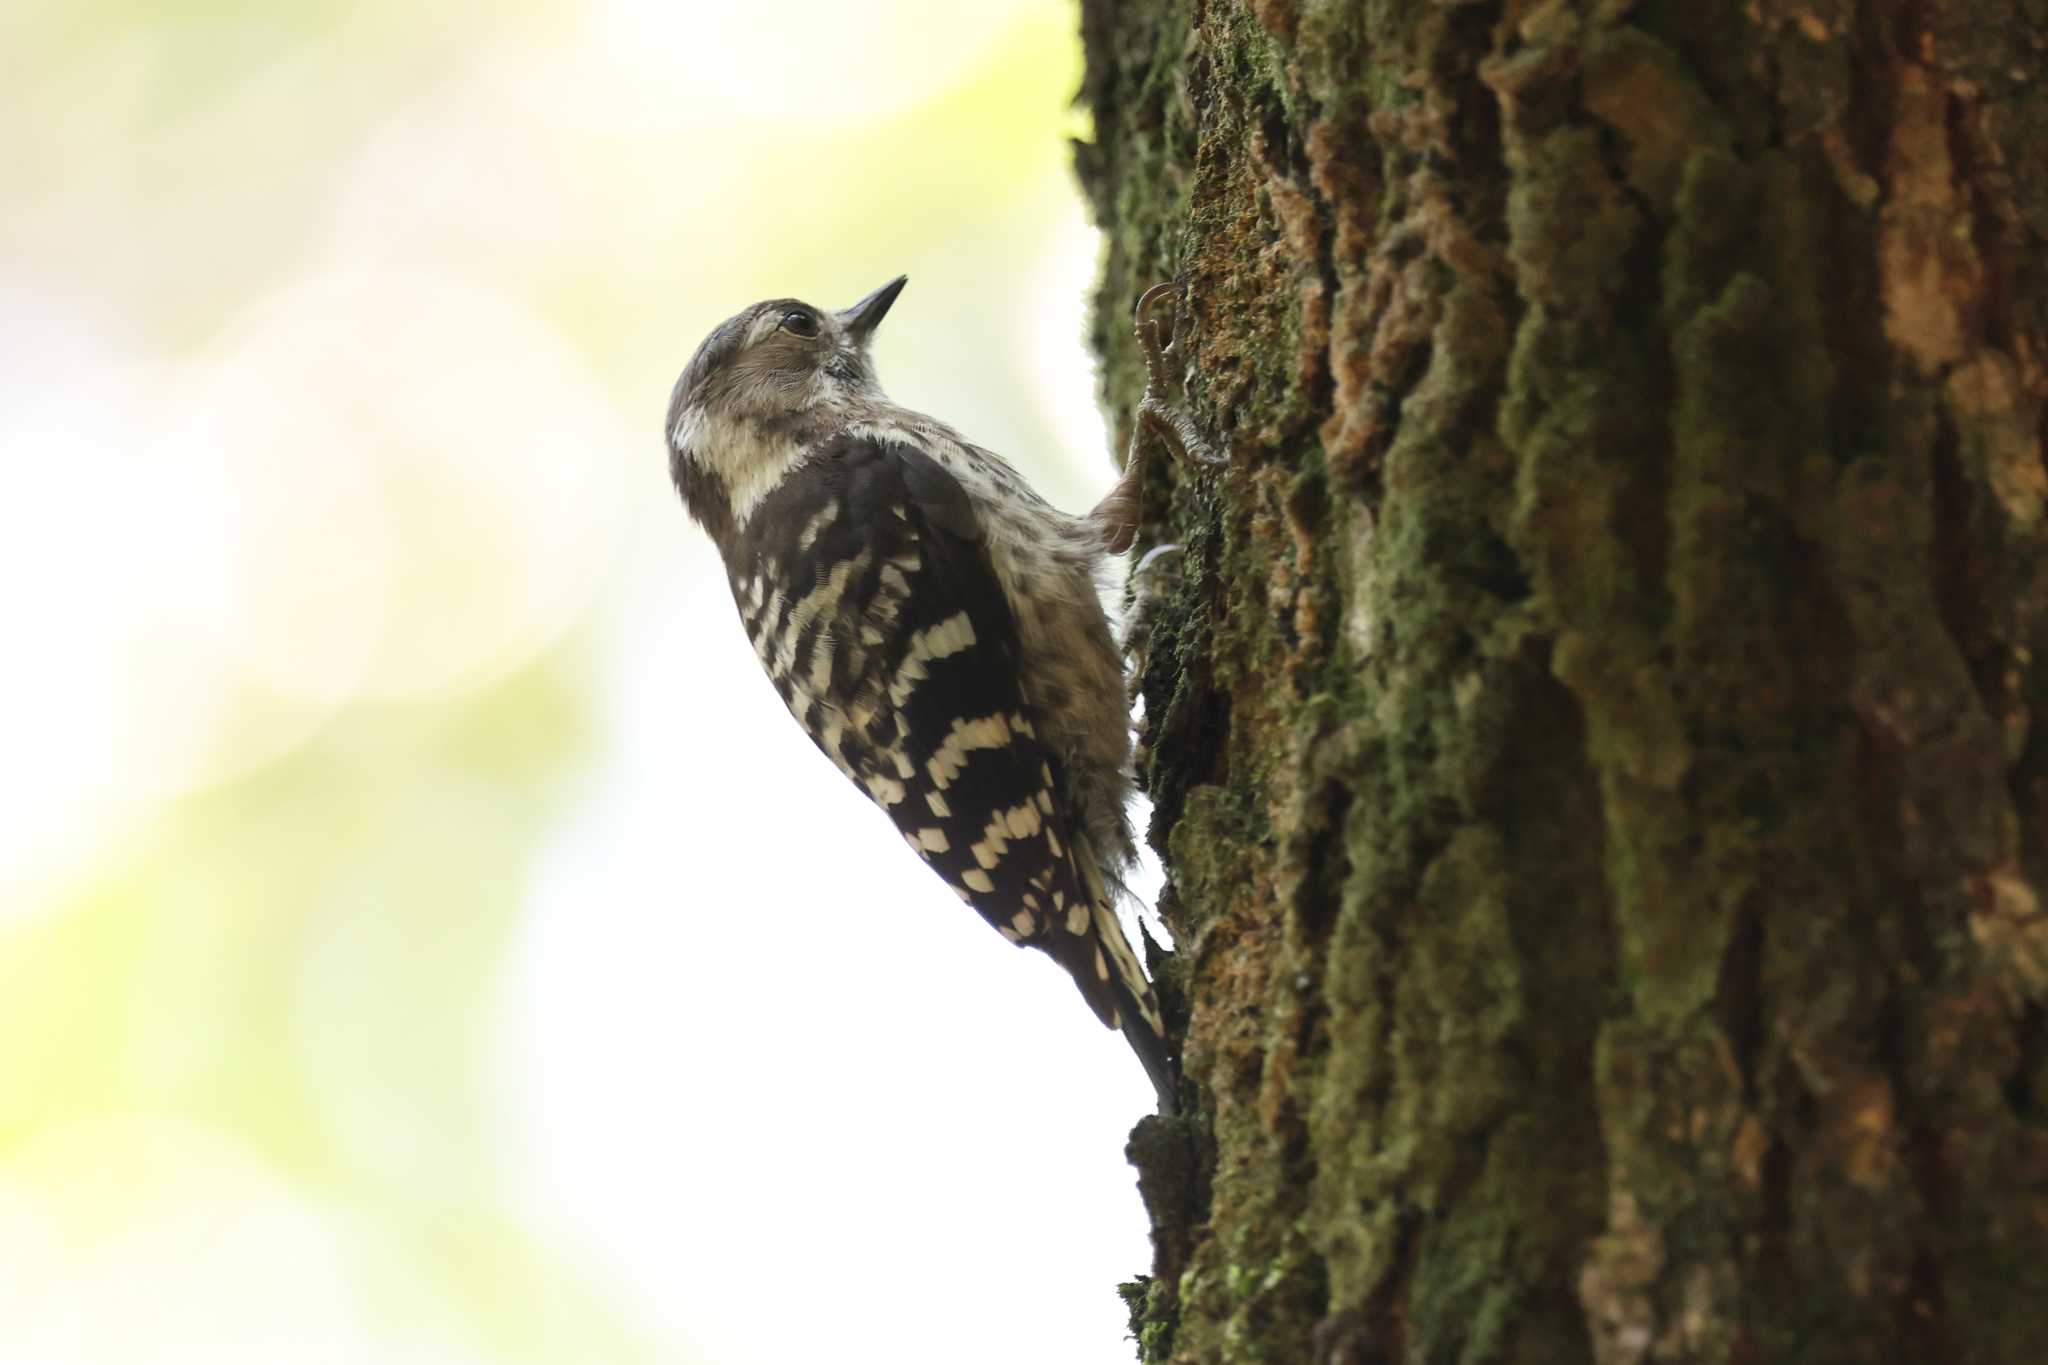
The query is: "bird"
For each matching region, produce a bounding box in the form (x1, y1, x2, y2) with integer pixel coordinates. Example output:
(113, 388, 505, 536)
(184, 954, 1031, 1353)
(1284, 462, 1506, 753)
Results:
(664, 275, 1217, 1111)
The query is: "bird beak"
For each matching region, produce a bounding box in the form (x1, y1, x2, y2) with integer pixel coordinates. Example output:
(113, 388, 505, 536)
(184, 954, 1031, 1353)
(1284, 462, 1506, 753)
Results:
(838, 275, 907, 343)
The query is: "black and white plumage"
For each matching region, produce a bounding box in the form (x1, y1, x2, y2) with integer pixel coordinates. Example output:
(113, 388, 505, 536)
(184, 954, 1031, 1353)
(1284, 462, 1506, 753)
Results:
(666, 276, 1185, 1110)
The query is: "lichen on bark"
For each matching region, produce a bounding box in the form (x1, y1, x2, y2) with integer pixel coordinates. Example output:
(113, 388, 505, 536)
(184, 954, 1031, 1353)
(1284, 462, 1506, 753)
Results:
(1076, 2, 2048, 1363)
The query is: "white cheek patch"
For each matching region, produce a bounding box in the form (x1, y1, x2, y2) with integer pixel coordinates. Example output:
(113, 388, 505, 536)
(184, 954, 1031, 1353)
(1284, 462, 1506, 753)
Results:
(670, 403, 705, 452)
(726, 436, 809, 530)
(678, 396, 807, 530)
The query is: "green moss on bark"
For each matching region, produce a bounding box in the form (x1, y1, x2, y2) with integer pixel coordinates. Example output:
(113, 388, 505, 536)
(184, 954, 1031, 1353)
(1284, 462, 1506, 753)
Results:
(1078, 1, 2048, 1361)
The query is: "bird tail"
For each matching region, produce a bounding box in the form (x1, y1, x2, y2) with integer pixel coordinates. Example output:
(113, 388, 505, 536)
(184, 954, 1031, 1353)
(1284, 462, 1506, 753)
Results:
(1109, 959, 1178, 1115)
(1052, 850, 1178, 1114)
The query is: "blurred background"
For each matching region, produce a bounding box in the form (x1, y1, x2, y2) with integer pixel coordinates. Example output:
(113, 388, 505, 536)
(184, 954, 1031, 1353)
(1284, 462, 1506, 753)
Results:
(0, 2, 1164, 1361)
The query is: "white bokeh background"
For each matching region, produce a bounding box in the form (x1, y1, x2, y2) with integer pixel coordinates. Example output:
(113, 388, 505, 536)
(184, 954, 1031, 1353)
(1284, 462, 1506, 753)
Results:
(0, 2, 1163, 1361)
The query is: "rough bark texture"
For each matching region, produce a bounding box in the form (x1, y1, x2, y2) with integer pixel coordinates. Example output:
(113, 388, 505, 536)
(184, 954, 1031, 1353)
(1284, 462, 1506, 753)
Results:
(1074, 3, 2048, 1362)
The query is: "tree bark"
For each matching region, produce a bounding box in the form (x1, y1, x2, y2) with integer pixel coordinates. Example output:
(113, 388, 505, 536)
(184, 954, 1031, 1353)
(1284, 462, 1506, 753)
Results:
(1074, 3, 2048, 1362)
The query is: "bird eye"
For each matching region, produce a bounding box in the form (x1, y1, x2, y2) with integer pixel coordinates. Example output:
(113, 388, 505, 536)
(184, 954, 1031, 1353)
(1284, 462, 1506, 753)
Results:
(780, 309, 819, 338)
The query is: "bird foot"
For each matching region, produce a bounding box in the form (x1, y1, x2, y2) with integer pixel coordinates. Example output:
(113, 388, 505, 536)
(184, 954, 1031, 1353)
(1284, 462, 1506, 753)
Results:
(1122, 542, 1185, 697)
(1093, 283, 1222, 555)
(1132, 284, 1224, 472)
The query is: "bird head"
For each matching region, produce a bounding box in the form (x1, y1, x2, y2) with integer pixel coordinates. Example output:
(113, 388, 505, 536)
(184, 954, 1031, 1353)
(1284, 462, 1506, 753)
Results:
(668, 275, 904, 443)
(666, 275, 906, 539)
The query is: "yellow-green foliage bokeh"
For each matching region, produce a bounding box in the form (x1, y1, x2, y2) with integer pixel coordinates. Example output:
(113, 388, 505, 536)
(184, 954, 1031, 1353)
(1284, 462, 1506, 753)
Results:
(0, 3, 1104, 1360)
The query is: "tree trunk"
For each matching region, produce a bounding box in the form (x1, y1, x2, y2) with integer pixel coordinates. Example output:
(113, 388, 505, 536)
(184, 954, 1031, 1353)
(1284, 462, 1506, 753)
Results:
(1074, 3, 2048, 1362)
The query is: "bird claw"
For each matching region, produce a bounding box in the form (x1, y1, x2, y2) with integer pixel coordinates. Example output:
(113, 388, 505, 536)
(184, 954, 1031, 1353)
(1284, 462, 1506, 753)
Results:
(1090, 282, 1223, 553)
(1131, 284, 1224, 471)
(1132, 541, 1185, 581)
(1134, 282, 1180, 366)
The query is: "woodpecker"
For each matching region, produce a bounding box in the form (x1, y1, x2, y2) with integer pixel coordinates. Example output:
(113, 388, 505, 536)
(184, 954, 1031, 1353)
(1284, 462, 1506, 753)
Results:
(665, 275, 1216, 1112)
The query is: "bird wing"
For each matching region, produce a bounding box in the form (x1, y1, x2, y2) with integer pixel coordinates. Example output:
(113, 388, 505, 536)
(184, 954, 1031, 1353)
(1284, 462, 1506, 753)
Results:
(728, 432, 1133, 1021)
